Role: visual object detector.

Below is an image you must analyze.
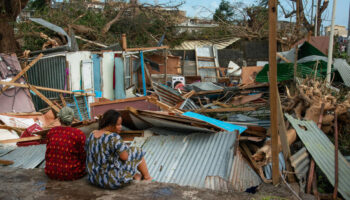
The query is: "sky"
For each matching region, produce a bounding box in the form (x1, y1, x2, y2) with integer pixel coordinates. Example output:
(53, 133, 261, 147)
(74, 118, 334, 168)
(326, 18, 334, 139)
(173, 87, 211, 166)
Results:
(139, 0, 349, 29)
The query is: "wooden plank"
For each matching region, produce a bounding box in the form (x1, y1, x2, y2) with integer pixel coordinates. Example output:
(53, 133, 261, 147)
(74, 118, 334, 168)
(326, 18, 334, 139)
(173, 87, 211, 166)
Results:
(0, 81, 95, 96)
(29, 85, 60, 113)
(198, 67, 221, 69)
(90, 96, 147, 107)
(0, 135, 42, 144)
(194, 89, 224, 95)
(269, 0, 280, 185)
(126, 46, 169, 52)
(276, 53, 291, 63)
(59, 93, 67, 107)
(0, 53, 43, 94)
(198, 107, 256, 113)
(197, 56, 215, 61)
(145, 96, 183, 114)
(277, 92, 295, 182)
(0, 160, 14, 166)
(182, 90, 195, 99)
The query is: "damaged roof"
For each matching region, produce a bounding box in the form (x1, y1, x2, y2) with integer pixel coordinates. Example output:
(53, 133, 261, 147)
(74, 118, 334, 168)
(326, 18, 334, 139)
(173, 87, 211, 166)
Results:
(173, 37, 240, 50)
(135, 132, 260, 191)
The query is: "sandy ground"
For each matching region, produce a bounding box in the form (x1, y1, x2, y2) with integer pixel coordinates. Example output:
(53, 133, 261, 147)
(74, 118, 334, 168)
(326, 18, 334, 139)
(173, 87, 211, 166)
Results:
(0, 167, 315, 200)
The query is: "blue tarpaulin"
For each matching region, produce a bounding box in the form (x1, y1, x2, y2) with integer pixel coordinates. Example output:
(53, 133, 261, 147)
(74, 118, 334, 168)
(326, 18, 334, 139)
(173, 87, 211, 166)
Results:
(182, 112, 247, 133)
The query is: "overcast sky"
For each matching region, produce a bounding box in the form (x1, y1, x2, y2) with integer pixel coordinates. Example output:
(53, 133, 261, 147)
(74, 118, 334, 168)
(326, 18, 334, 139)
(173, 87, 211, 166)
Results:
(140, 0, 349, 28)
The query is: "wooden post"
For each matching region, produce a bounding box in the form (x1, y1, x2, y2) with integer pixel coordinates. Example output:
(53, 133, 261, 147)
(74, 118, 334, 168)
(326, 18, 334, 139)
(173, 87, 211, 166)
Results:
(269, 0, 279, 185)
(122, 34, 127, 51)
(277, 92, 295, 182)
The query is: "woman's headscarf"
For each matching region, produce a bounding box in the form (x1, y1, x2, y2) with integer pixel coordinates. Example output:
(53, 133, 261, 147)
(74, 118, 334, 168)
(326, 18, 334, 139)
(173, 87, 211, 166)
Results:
(58, 106, 74, 125)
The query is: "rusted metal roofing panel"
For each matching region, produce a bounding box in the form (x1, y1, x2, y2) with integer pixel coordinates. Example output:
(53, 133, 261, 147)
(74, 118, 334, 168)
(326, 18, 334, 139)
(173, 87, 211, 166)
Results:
(142, 132, 236, 188)
(204, 176, 229, 192)
(0, 144, 46, 169)
(228, 150, 262, 191)
(286, 114, 350, 200)
(173, 37, 240, 50)
(294, 36, 329, 55)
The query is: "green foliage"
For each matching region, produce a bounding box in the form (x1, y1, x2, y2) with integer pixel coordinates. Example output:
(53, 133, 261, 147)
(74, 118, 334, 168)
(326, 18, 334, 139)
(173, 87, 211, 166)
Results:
(16, 2, 181, 51)
(27, 0, 48, 10)
(213, 0, 234, 22)
(245, 6, 268, 31)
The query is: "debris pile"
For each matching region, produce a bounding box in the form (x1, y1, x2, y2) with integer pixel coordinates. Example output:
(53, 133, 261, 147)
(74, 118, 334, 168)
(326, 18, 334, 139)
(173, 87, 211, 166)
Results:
(1, 25, 350, 199)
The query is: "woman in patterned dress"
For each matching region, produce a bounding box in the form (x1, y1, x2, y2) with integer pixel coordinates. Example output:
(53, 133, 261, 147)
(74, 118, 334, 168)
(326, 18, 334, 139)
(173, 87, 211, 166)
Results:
(86, 110, 152, 189)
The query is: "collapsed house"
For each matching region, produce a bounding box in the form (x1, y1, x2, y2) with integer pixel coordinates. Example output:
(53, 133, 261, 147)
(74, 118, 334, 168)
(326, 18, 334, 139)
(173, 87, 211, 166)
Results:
(1, 19, 350, 199)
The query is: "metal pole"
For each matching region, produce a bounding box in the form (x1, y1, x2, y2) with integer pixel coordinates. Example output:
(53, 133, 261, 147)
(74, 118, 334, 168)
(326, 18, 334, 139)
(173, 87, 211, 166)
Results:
(269, 0, 279, 185)
(140, 51, 147, 96)
(315, 0, 319, 36)
(311, 0, 314, 27)
(326, 0, 337, 84)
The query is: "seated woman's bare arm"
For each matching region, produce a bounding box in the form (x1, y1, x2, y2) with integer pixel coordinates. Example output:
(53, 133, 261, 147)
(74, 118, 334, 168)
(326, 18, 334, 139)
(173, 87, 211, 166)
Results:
(119, 151, 129, 161)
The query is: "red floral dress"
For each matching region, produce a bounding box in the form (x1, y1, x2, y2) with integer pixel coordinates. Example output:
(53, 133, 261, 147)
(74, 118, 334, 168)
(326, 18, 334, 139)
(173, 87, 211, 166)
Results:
(45, 126, 86, 181)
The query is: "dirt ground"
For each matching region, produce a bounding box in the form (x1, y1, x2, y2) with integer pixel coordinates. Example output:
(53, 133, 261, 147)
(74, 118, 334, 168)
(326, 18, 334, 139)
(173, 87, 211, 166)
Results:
(0, 166, 315, 200)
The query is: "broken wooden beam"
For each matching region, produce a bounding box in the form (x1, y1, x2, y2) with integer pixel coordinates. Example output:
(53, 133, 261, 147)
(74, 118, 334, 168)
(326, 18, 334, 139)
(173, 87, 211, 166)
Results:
(197, 107, 256, 113)
(194, 89, 224, 95)
(126, 46, 169, 52)
(0, 159, 14, 166)
(0, 53, 43, 94)
(75, 35, 108, 48)
(0, 135, 42, 144)
(0, 81, 95, 96)
(28, 85, 60, 113)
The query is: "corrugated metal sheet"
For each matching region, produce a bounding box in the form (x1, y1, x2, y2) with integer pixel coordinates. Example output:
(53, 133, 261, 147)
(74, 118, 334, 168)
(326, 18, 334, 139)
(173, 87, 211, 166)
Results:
(290, 147, 310, 192)
(142, 132, 236, 188)
(196, 46, 219, 82)
(153, 82, 184, 106)
(26, 55, 66, 110)
(334, 59, 350, 87)
(263, 152, 286, 180)
(228, 150, 262, 191)
(286, 114, 350, 200)
(204, 176, 229, 192)
(0, 144, 46, 169)
(173, 37, 240, 50)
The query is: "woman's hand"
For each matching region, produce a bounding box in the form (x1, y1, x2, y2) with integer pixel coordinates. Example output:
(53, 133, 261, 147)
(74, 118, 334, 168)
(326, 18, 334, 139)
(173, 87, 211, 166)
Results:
(119, 150, 129, 161)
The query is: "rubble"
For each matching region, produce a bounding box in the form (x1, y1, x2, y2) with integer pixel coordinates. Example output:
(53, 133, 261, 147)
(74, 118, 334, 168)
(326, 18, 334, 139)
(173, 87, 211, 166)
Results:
(1, 17, 350, 200)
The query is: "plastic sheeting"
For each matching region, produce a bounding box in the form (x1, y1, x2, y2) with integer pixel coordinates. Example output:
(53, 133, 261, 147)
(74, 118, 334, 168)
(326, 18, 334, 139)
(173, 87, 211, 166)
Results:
(183, 112, 247, 133)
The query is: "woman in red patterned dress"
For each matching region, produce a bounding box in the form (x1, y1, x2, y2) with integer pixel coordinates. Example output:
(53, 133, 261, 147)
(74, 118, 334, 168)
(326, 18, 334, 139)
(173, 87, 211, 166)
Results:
(45, 107, 86, 181)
